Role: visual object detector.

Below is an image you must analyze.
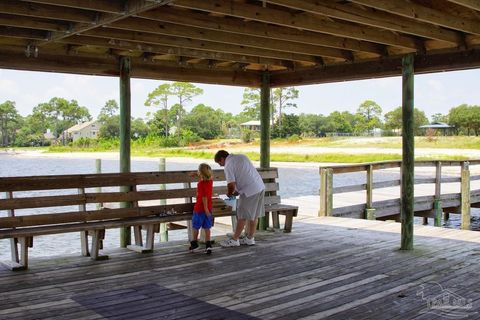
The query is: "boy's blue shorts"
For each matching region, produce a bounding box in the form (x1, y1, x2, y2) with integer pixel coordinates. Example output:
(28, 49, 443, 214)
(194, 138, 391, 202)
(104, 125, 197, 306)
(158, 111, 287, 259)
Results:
(192, 212, 213, 230)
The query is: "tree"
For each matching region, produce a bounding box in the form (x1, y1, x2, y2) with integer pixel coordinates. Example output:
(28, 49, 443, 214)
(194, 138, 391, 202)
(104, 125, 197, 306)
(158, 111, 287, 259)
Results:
(32, 97, 91, 140)
(98, 99, 119, 121)
(298, 113, 327, 137)
(448, 104, 470, 135)
(145, 83, 171, 137)
(271, 87, 299, 127)
(272, 114, 301, 138)
(355, 100, 383, 134)
(240, 88, 262, 121)
(145, 82, 203, 137)
(328, 111, 355, 133)
(431, 113, 448, 123)
(384, 106, 429, 135)
(0, 100, 21, 146)
(183, 104, 224, 139)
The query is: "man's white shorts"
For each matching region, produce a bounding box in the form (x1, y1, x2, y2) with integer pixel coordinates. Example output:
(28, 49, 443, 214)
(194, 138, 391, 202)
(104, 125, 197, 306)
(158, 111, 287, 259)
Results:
(237, 190, 265, 220)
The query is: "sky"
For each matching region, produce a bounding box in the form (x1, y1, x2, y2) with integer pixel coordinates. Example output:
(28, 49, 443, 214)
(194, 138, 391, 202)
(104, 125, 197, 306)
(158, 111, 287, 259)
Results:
(1, 67, 480, 121)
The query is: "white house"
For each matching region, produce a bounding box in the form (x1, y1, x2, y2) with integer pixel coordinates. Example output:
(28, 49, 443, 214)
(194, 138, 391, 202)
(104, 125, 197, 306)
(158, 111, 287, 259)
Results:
(240, 120, 274, 131)
(64, 120, 101, 141)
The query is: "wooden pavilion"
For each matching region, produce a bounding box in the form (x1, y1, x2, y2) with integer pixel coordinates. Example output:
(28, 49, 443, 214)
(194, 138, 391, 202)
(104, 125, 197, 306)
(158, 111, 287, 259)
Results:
(1, 0, 480, 249)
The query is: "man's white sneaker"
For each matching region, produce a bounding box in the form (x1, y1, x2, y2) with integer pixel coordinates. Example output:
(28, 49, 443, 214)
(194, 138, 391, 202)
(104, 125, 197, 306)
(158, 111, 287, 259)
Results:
(239, 237, 255, 246)
(220, 238, 240, 247)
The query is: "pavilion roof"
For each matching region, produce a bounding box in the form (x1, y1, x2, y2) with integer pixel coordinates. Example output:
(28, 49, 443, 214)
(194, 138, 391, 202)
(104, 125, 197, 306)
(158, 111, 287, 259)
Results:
(1, 0, 480, 87)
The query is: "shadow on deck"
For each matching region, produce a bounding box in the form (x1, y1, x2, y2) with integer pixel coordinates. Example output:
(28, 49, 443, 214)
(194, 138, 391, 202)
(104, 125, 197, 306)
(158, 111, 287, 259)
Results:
(1, 217, 480, 320)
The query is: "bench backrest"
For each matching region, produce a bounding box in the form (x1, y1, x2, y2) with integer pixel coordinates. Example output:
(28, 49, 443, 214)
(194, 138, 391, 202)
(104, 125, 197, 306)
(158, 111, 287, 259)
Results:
(0, 167, 281, 231)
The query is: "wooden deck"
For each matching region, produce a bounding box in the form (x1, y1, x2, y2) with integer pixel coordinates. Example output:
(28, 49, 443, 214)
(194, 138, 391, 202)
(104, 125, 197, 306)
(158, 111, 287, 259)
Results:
(1, 217, 480, 320)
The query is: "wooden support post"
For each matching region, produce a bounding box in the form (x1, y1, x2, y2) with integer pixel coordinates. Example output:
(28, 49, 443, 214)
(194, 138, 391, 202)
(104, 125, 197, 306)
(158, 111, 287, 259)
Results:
(96, 158, 103, 210)
(365, 164, 376, 220)
(319, 168, 333, 216)
(461, 161, 471, 230)
(184, 182, 194, 242)
(400, 53, 414, 251)
(119, 56, 132, 248)
(1, 191, 28, 271)
(433, 161, 442, 227)
(159, 158, 168, 242)
(90, 229, 108, 260)
(78, 187, 90, 256)
(259, 71, 270, 230)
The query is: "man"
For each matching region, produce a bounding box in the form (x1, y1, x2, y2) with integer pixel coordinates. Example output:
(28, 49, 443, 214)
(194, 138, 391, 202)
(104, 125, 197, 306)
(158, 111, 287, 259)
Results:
(214, 150, 265, 247)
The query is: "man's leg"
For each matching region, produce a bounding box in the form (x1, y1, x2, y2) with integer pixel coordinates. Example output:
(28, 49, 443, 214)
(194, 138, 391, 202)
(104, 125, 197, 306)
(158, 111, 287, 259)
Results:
(232, 218, 246, 240)
(246, 218, 258, 238)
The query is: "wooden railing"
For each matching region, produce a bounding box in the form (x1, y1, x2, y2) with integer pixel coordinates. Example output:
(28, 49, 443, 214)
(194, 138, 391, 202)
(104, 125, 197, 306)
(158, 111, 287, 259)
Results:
(319, 160, 480, 229)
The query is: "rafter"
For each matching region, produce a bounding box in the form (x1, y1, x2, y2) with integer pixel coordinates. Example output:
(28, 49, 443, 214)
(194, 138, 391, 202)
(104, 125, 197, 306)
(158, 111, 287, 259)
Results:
(266, 0, 462, 44)
(109, 17, 352, 61)
(0, 0, 96, 23)
(0, 46, 263, 86)
(20, 0, 126, 14)
(446, 0, 480, 12)
(57, 35, 294, 68)
(350, 0, 480, 35)
(139, 6, 386, 55)
(172, 0, 421, 50)
(0, 13, 69, 32)
(83, 27, 321, 64)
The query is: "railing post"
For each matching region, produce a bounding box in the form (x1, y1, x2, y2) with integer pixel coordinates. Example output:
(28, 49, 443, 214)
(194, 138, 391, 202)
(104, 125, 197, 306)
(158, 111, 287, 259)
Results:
(319, 168, 333, 217)
(433, 161, 442, 227)
(365, 164, 376, 220)
(159, 158, 168, 242)
(96, 159, 102, 210)
(461, 161, 471, 230)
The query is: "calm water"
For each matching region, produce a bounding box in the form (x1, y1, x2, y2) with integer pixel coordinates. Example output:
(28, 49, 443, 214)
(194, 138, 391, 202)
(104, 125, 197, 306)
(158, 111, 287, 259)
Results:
(0, 153, 478, 259)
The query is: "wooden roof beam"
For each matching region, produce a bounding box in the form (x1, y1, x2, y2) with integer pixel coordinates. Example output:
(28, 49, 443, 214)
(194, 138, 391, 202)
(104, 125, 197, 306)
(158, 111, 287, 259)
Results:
(446, 0, 480, 11)
(0, 13, 69, 32)
(21, 0, 126, 14)
(3, 0, 175, 45)
(84, 27, 322, 64)
(172, 0, 421, 50)
(0, 46, 263, 87)
(266, 0, 463, 44)
(109, 17, 352, 61)
(58, 35, 295, 68)
(270, 48, 480, 87)
(0, 26, 48, 41)
(350, 0, 480, 35)
(139, 6, 386, 56)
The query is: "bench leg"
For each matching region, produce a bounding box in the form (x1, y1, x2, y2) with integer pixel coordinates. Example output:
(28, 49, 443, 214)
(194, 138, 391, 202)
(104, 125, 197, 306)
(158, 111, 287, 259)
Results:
(80, 231, 89, 257)
(144, 225, 155, 251)
(133, 225, 143, 246)
(2, 237, 32, 271)
(284, 212, 294, 233)
(90, 230, 108, 261)
(272, 212, 280, 229)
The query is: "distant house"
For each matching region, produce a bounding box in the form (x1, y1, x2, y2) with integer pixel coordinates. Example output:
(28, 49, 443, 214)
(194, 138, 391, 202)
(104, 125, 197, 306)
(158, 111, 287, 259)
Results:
(419, 122, 453, 135)
(43, 129, 55, 142)
(64, 120, 101, 141)
(240, 120, 273, 131)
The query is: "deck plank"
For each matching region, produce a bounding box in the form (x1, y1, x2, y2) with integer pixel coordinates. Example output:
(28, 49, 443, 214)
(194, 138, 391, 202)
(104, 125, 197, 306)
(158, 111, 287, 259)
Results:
(1, 218, 479, 319)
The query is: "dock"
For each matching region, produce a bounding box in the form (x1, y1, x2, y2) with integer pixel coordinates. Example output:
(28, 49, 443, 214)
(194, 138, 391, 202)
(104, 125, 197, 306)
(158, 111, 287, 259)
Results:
(1, 217, 479, 319)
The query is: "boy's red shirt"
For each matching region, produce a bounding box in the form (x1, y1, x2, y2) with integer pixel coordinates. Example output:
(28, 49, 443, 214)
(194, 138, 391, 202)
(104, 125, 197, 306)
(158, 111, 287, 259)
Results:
(194, 179, 213, 213)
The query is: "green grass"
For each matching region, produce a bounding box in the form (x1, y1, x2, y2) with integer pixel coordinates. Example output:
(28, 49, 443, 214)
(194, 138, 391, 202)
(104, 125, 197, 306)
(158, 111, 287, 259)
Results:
(36, 136, 479, 163)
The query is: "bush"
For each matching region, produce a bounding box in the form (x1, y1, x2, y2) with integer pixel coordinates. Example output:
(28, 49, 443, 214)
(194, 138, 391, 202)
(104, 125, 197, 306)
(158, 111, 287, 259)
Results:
(241, 129, 254, 143)
(287, 134, 302, 143)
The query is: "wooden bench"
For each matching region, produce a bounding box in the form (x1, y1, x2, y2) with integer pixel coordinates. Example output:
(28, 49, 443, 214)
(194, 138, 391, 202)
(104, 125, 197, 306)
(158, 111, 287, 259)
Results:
(0, 167, 296, 270)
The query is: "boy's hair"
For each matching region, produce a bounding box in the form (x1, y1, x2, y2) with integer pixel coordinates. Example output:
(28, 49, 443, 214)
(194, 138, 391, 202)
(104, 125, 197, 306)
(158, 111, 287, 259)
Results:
(214, 150, 229, 162)
(198, 163, 212, 181)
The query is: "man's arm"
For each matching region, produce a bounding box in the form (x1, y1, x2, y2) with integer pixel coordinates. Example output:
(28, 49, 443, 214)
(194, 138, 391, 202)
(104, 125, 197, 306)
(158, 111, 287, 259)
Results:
(227, 182, 236, 198)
